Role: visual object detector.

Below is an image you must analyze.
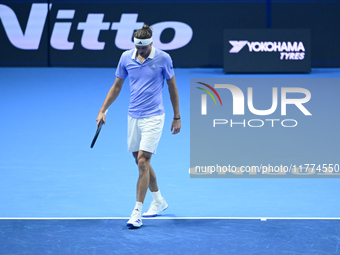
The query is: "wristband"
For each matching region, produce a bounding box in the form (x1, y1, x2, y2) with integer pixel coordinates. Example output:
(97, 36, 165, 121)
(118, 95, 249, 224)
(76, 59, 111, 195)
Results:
(174, 117, 181, 120)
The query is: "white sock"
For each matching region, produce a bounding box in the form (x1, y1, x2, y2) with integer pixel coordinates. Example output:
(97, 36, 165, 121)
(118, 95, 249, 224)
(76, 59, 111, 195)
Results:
(134, 202, 143, 213)
(151, 190, 163, 203)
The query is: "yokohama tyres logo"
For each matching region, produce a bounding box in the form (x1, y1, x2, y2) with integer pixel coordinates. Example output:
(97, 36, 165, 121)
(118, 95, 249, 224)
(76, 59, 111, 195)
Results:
(0, 3, 193, 50)
(229, 40, 306, 60)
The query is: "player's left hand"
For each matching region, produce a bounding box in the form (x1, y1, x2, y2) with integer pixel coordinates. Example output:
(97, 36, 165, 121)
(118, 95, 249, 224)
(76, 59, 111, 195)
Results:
(171, 119, 181, 135)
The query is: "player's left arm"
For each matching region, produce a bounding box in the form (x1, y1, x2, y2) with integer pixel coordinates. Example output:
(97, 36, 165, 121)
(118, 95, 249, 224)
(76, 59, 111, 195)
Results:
(167, 75, 181, 135)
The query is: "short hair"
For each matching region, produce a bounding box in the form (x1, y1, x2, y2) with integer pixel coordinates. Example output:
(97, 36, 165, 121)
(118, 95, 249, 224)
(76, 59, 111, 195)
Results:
(134, 24, 152, 39)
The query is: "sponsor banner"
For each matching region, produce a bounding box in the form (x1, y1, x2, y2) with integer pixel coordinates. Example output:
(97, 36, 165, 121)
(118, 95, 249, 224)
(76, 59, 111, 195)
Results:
(190, 78, 340, 178)
(1, 2, 340, 68)
(0, 3, 49, 66)
(0, 2, 265, 67)
(224, 29, 311, 73)
(47, 3, 193, 67)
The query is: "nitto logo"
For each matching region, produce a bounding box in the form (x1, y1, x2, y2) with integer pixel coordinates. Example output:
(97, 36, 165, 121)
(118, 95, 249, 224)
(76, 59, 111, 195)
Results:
(0, 3, 193, 50)
(229, 40, 306, 60)
(198, 82, 311, 128)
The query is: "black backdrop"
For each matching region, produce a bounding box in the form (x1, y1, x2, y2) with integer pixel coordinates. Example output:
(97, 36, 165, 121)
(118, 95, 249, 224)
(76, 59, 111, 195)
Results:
(0, 0, 339, 67)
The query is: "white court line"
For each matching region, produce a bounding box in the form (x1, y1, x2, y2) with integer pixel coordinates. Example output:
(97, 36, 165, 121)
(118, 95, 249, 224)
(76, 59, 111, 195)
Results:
(0, 217, 340, 220)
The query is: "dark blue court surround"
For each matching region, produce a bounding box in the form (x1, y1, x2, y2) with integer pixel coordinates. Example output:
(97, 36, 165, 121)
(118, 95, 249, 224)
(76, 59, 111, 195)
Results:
(1, 219, 340, 254)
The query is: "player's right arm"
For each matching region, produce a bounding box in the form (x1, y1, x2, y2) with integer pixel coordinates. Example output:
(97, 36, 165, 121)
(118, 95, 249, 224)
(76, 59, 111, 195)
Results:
(96, 77, 125, 126)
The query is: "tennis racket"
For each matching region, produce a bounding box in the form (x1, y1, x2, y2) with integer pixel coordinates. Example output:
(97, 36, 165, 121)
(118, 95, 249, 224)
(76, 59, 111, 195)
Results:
(91, 109, 108, 148)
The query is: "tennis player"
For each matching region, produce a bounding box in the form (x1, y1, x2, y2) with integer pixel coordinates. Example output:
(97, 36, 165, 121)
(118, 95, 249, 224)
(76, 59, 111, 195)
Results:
(96, 25, 181, 228)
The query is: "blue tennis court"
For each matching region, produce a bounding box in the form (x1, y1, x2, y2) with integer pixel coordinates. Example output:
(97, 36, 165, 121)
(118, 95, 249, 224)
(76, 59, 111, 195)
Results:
(1, 67, 340, 254)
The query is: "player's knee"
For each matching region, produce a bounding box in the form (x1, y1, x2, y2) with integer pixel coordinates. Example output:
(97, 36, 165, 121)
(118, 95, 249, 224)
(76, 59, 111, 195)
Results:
(138, 157, 149, 172)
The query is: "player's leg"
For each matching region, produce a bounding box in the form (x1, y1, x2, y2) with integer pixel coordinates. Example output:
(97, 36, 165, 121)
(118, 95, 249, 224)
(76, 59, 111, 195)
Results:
(148, 165, 158, 192)
(127, 117, 144, 228)
(133, 150, 167, 217)
(136, 150, 152, 203)
(139, 114, 168, 217)
(133, 151, 158, 192)
(127, 114, 166, 227)
(127, 150, 153, 228)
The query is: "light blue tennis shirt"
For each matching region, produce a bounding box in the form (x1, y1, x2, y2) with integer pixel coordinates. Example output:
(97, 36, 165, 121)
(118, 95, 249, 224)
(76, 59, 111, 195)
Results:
(115, 46, 175, 118)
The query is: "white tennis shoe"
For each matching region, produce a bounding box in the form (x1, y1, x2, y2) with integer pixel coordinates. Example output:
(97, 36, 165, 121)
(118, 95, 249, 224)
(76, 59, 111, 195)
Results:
(142, 198, 168, 217)
(127, 209, 143, 228)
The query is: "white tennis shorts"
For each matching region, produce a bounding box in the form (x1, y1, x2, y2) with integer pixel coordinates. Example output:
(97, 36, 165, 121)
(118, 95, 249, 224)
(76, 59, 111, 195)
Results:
(127, 113, 165, 154)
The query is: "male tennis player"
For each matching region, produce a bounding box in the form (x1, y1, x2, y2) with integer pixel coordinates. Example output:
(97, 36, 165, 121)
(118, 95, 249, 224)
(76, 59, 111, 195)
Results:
(96, 25, 181, 228)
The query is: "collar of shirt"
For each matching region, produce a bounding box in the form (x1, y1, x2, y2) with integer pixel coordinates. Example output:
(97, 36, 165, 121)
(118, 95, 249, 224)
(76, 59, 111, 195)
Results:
(131, 46, 156, 61)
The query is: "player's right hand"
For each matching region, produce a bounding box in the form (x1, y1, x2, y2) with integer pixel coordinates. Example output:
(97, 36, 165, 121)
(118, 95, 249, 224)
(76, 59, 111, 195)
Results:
(96, 111, 106, 127)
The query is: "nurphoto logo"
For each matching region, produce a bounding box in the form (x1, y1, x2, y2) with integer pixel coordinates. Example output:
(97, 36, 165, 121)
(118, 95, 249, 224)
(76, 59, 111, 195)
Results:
(197, 82, 311, 128)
